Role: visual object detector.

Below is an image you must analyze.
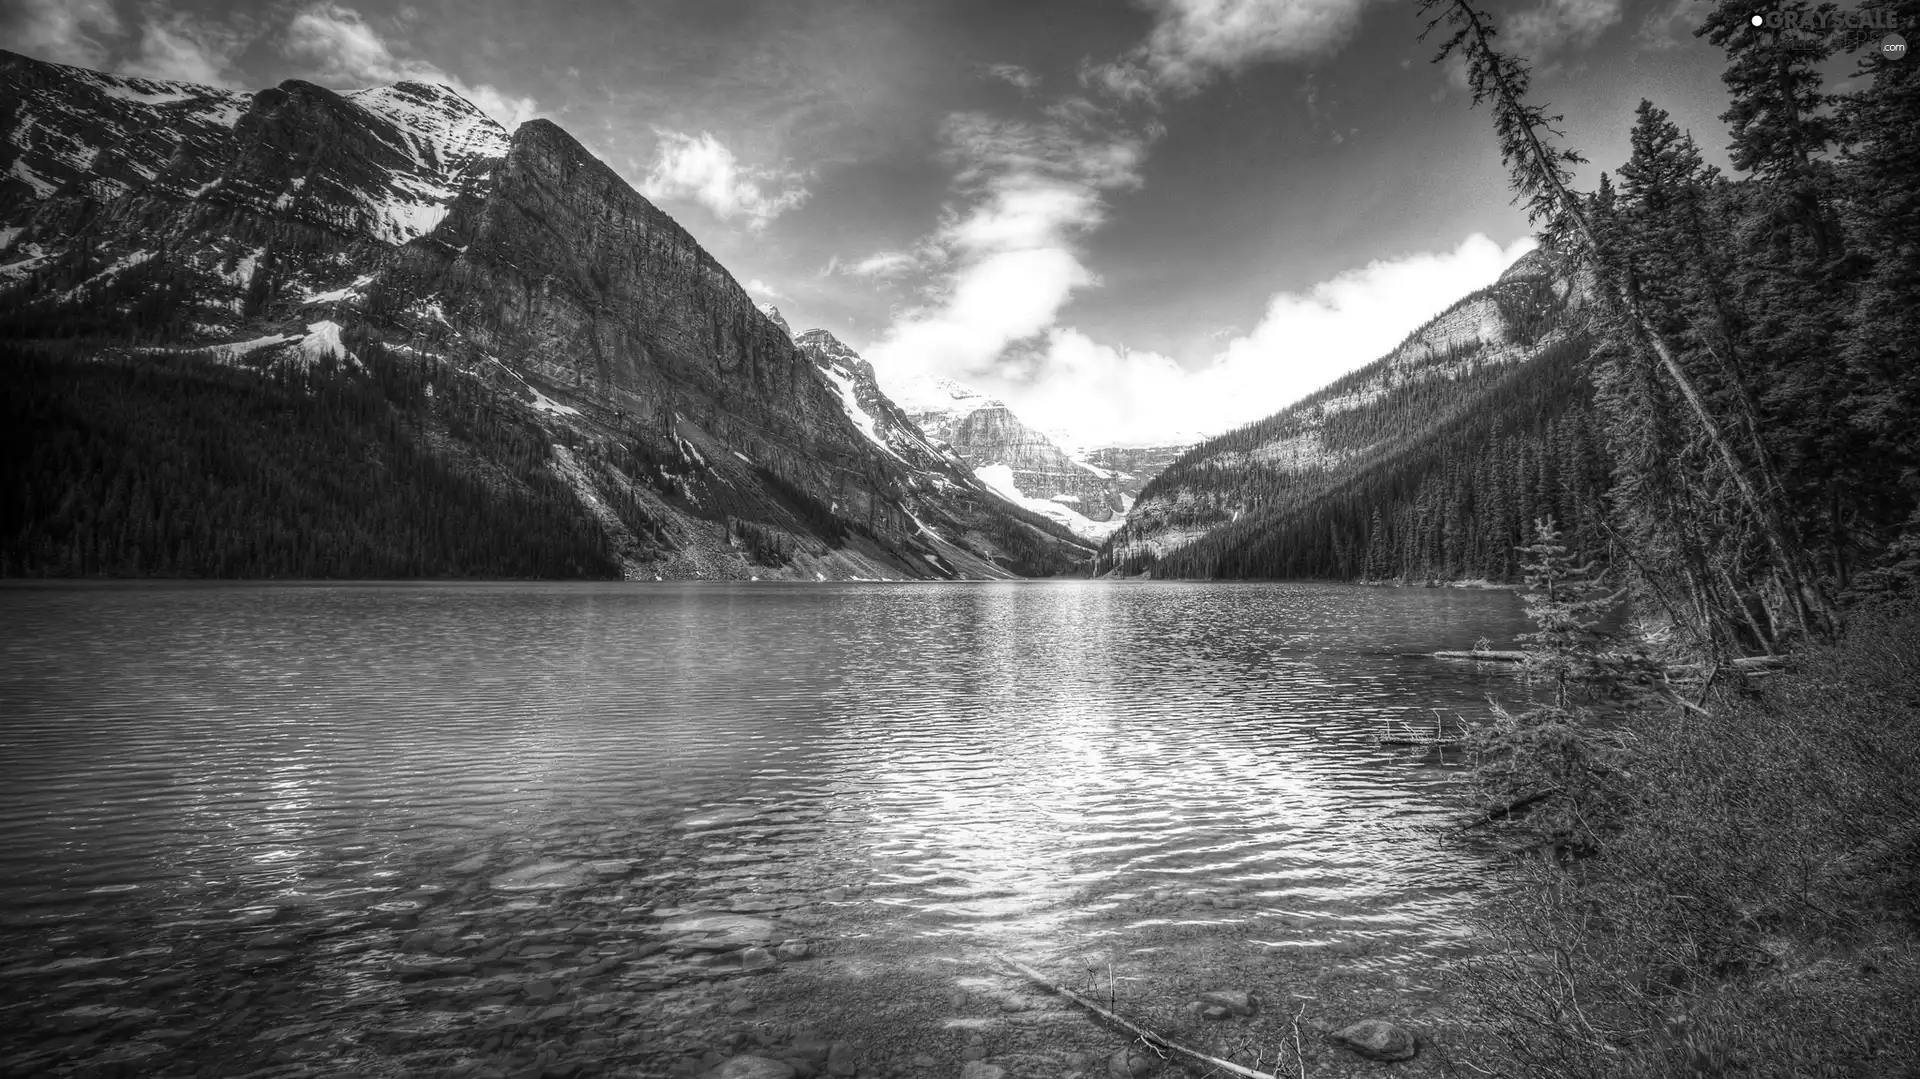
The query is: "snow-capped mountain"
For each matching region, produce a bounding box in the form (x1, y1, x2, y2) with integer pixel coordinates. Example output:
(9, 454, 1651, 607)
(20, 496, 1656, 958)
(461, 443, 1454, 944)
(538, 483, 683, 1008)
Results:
(1, 52, 1096, 580)
(877, 371, 1139, 540)
(756, 302, 792, 339)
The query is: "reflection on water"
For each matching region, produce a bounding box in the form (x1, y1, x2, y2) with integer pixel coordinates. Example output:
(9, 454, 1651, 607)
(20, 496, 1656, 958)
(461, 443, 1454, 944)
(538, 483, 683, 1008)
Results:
(0, 580, 1528, 1075)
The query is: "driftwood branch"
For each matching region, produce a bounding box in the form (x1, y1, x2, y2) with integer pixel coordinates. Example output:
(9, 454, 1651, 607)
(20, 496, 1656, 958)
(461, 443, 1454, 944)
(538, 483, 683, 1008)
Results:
(1458, 787, 1560, 830)
(993, 954, 1283, 1079)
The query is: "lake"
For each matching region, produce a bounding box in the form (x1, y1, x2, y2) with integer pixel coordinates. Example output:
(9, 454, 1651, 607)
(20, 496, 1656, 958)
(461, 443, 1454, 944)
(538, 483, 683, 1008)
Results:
(0, 580, 1531, 1078)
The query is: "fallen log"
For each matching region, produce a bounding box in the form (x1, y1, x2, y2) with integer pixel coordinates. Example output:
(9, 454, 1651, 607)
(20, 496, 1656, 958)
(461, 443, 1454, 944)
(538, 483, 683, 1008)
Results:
(1432, 650, 1527, 662)
(992, 954, 1282, 1079)
(1379, 737, 1465, 749)
(1457, 788, 1560, 830)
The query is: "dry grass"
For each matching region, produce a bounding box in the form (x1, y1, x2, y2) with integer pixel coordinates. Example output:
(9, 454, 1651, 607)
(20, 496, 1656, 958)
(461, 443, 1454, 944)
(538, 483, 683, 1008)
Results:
(1452, 603, 1920, 1078)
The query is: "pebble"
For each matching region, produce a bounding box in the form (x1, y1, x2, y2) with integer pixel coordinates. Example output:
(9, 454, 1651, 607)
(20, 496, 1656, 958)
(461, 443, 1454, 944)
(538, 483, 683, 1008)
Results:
(958, 1064, 1004, 1079)
(959, 1047, 986, 1062)
(826, 1041, 858, 1077)
(911, 1055, 938, 1068)
(775, 941, 809, 961)
(739, 948, 776, 972)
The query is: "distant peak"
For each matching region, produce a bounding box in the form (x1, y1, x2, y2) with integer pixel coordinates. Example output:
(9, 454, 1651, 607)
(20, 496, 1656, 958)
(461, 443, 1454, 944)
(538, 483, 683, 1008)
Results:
(1496, 246, 1557, 284)
(795, 327, 850, 353)
(757, 303, 792, 338)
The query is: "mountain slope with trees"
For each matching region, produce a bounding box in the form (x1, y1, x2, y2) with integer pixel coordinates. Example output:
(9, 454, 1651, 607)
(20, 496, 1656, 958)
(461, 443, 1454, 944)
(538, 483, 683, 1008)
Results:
(0, 53, 1095, 580)
(1106, 0, 1918, 659)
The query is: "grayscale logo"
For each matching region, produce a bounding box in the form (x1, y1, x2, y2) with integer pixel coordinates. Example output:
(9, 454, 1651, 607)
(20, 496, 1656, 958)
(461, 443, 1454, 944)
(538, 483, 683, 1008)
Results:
(1885, 33, 1909, 59)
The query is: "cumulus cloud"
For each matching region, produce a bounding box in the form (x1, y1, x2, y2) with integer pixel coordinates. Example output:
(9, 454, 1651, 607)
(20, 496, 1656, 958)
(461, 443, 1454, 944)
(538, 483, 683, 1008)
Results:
(3, 0, 123, 69)
(1079, 0, 1376, 104)
(1137, 0, 1377, 90)
(863, 0, 1528, 446)
(864, 110, 1148, 387)
(981, 62, 1041, 93)
(120, 5, 250, 87)
(1504, 0, 1625, 56)
(281, 3, 539, 128)
(966, 234, 1538, 446)
(637, 130, 809, 230)
(744, 278, 784, 299)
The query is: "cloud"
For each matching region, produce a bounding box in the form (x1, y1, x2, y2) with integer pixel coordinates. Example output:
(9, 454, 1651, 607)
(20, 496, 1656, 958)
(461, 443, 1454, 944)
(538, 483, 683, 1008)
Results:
(744, 278, 784, 299)
(865, 110, 1148, 387)
(1634, 0, 1696, 48)
(1504, 0, 1624, 55)
(1082, 0, 1376, 101)
(968, 234, 1538, 446)
(845, 251, 920, 278)
(281, 3, 539, 128)
(3, 0, 123, 69)
(636, 130, 809, 230)
(119, 5, 249, 87)
(981, 63, 1041, 94)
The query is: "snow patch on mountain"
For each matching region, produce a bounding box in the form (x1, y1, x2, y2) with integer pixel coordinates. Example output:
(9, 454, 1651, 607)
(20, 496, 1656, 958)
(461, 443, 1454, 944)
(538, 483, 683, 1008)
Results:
(204, 332, 298, 364)
(298, 320, 352, 368)
(819, 363, 905, 464)
(975, 464, 1125, 541)
(10, 158, 56, 198)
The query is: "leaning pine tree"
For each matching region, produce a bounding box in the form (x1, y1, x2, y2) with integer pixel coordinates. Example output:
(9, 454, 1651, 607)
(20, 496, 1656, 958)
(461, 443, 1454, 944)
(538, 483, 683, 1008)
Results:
(1416, 0, 1838, 647)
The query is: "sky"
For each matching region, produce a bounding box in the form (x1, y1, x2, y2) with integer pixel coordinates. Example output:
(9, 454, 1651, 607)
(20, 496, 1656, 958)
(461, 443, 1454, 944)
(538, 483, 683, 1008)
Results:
(5, 0, 1860, 446)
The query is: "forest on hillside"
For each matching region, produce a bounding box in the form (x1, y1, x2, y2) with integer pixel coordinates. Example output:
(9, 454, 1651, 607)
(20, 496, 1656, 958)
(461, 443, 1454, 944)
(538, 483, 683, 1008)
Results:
(1128, 0, 1917, 659)
(0, 341, 627, 578)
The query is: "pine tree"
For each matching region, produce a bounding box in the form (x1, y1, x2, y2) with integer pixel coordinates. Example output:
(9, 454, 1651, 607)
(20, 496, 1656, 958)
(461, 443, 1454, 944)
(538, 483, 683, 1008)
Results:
(1515, 516, 1624, 706)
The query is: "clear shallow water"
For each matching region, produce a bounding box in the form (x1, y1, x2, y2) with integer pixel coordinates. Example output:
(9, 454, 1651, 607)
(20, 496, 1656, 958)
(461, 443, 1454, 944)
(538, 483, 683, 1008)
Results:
(0, 580, 1529, 1076)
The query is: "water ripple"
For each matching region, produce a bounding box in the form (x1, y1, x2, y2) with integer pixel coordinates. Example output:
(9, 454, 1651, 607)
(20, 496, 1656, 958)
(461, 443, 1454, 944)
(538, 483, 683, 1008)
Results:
(0, 579, 1528, 1065)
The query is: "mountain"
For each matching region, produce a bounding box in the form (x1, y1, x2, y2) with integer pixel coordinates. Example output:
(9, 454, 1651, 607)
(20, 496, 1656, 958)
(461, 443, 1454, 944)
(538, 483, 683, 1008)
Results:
(1078, 443, 1194, 507)
(0, 53, 1095, 580)
(1100, 250, 1610, 582)
(881, 373, 1140, 541)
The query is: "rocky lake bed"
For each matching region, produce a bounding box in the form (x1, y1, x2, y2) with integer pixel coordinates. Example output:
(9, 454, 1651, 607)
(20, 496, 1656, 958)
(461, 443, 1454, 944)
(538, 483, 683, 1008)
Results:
(3, 821, 1499, 1079)
(0, 582, 1531, 1079)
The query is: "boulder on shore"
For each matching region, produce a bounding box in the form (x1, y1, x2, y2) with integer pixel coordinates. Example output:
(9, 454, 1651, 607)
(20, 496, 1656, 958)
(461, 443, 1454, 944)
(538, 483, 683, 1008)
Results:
(1329, 1019, 1416, 1061)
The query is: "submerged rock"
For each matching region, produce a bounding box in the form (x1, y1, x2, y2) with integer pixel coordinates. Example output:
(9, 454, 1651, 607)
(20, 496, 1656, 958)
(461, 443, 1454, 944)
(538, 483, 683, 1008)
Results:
(660, 912, 777, 950)
(1194, 990, 1256, 1018)
(490, 861, 588, 892)
(1107, 1047, 1161, 1079)
(702, 1056, 798, 1079)
(1329, 1019, 1416, 1061)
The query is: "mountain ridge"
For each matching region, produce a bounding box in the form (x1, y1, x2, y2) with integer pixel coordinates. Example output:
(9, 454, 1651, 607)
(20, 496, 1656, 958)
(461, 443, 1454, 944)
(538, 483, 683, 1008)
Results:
(0, 52, 1095, 580)
(1099, 247, 1603, 580)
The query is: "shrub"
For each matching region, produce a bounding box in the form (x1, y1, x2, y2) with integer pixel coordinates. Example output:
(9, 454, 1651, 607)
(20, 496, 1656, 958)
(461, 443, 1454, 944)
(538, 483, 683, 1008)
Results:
(1454, 604, 1920, 1078)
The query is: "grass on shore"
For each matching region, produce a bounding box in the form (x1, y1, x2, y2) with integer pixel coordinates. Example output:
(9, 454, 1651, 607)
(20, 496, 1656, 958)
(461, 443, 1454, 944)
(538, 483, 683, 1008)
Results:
(1453, 603, 1920, 1078)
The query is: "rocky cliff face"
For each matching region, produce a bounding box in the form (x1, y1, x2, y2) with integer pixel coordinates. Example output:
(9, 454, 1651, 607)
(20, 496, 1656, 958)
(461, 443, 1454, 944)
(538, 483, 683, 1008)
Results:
(1076, 444, 1190, 508)
(0, 52, 1093, 579)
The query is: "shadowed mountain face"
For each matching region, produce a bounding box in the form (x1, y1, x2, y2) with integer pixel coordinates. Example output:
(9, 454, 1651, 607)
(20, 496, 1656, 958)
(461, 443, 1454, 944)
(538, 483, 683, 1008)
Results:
(1102, 250, 1604, 581)
(0, 53, 1094, 580)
